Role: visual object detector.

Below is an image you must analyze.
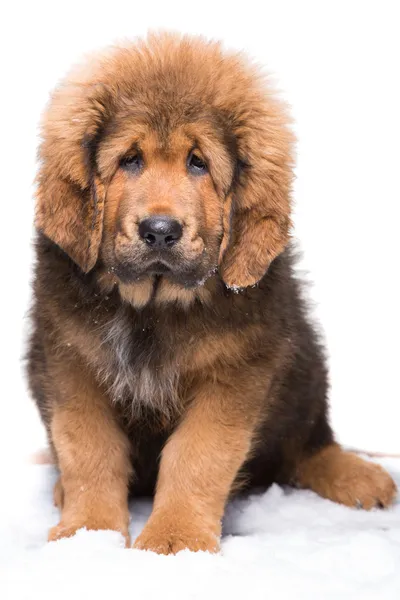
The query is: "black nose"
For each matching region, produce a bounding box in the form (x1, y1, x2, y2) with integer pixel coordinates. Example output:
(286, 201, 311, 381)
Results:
(138, 216, 183, 249)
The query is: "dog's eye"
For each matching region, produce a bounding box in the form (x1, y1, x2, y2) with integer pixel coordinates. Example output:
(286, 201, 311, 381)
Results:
(187, 150, 207, 175)
(120, 153, 143, 172)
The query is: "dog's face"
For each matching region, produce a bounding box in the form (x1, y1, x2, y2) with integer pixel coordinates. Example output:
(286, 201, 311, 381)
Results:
(36, 34, 294, 303)
(101, 123, 233, 288)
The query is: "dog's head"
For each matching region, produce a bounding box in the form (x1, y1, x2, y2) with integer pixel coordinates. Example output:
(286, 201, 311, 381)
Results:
(36, 34, 294, 302)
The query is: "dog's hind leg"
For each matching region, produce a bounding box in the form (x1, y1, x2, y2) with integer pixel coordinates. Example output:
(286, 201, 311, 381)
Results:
(295, 443, 397, 509)
(53, 477, 64, 509)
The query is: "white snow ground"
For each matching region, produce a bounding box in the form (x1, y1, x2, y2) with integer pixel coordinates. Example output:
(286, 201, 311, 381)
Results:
(1, 457, 399, 600)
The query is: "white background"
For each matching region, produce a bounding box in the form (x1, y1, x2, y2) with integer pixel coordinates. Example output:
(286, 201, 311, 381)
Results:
(1, 0, 399, 461)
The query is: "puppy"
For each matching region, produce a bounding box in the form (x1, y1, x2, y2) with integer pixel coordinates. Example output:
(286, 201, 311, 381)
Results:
(27, 33, 396, 554)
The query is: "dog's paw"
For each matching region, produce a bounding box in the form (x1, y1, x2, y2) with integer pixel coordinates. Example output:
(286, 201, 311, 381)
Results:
(48, 522, 84, 542)
(298, 445, 397, 510)
(335, 459, 397, 510)
(133, 516, 220, 555)
(48, 518, 130, 546)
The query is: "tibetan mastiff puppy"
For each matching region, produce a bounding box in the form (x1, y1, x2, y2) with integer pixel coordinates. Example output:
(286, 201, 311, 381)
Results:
(28, 33, 396, 553)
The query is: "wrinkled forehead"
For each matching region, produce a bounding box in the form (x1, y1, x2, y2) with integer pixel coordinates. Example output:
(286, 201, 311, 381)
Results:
(96, 102, 237, 194)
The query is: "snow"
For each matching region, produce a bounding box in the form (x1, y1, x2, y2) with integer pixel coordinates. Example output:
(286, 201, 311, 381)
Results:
(1, 457, 399, 600)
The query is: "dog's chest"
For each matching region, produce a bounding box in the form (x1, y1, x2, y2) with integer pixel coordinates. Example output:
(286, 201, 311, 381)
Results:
(97, 308, 186, 417)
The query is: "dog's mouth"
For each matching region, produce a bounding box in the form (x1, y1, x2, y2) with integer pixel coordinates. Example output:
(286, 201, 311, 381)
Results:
(146, 261, 172, 275)
(115, 258, 174, 282)
(113, 255, 217, 290)
(110, 238, 220, 290)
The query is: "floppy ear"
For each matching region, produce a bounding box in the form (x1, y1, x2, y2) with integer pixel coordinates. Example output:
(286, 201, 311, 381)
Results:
(219, 98, 294, 289)
(35, 78, 111, 272)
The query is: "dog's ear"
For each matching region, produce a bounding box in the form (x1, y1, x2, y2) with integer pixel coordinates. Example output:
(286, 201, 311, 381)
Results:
(219, 96, 294, 289)
(35, 79, 111, 272)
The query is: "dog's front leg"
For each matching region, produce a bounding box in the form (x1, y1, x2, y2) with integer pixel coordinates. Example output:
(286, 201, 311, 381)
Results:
(47, 358, 132, 544)
(134, 377, 262, 555)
